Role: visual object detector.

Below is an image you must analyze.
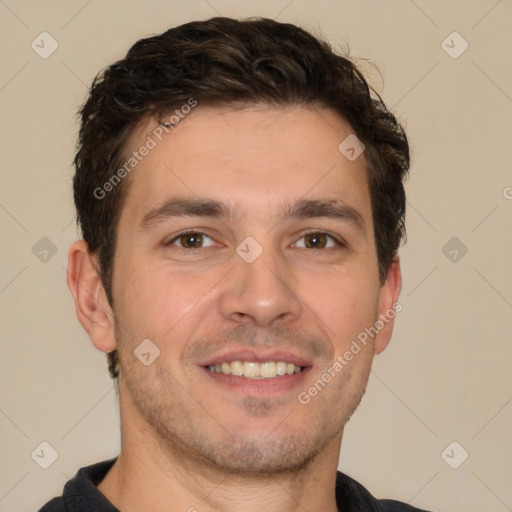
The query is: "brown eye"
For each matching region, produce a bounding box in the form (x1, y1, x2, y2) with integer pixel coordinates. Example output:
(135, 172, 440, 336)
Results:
(180, 233, 203, 248)
(169, 232, 215, 249)
(294, 232, 339, 249)
(304, 232, 328, 248)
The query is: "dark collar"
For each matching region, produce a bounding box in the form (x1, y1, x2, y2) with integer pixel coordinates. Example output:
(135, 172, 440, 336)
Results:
(63, 458, 429, 512)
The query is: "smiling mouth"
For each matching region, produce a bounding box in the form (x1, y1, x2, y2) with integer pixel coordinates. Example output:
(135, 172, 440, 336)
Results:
(206, 361, 305, 379)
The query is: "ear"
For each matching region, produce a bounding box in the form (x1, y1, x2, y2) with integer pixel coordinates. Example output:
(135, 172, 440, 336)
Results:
(67, 240, 116, 353)
(374, 255, 402, 355)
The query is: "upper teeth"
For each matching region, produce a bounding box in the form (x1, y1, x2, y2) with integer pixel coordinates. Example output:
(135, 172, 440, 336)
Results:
(207, 361, 302, 379)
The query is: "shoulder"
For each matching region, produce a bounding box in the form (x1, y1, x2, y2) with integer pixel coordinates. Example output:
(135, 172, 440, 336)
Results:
(36, 459, 118, 512)
(336, 471, 433, 512)
(37, 497, 66, 512)
(379, 499, 432, 511)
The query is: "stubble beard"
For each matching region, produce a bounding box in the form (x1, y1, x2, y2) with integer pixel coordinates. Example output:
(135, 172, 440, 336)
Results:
(119, 347, 371, 478)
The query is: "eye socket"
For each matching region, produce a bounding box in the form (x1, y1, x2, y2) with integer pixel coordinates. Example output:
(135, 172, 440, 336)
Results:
(167, 231, 216, 249)
(293, 232, 341, 249)
(165, 230, 342, 251)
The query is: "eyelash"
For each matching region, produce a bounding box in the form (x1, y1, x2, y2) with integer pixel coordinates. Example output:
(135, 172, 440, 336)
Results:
(165, 230, 345, 250)
(166, 231, 217, 249)
(295, 230, 345, 249)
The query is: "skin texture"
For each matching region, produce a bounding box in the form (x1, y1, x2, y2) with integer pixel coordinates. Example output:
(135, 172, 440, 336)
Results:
(67, 105, 401, 512)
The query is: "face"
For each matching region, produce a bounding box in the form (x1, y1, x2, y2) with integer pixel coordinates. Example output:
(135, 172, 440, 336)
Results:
(107, 105, 399, 475)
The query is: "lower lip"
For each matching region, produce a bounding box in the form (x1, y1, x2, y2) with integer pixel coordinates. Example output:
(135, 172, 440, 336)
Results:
(202, 367, 311, 396)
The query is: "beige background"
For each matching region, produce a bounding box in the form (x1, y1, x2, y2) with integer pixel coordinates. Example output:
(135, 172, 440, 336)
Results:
(1, 1, 511, 511)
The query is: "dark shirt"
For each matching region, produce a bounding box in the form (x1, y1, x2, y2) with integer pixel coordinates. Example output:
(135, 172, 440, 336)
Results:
(38, 458, 432, 511)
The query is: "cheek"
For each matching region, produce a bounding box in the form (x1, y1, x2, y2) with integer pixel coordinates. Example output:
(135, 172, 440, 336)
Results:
(115, 261, 220, 340)
(304, 270, 380, 346)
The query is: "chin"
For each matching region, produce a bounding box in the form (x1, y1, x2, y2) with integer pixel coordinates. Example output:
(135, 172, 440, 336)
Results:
(188, 434, 323, 476)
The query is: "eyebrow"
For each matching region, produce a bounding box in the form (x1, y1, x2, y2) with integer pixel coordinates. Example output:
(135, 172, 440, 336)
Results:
(284, 198, 365, 230)
(139, 197, 228, 232)
(138, 196, 366, 232)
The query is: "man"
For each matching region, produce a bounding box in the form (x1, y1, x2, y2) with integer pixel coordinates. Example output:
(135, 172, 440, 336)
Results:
(39, 16, 432, 512)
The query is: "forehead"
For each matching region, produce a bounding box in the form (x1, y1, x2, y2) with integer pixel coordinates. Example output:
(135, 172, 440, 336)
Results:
(119, 105, 371, 223)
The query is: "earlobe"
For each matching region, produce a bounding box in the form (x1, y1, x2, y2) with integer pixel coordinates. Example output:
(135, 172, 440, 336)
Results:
(67, 240, 116, 353)
(374, 256, 402, 355)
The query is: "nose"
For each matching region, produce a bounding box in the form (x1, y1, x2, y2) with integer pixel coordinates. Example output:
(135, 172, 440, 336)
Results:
(218, 243, 302, 328)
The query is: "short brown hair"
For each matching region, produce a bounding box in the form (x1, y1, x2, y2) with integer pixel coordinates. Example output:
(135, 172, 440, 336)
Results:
(73, 17, 410, 379)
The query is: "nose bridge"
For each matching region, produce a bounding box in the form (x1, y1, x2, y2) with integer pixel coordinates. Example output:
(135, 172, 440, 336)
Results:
(219, 237, 301, 327)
